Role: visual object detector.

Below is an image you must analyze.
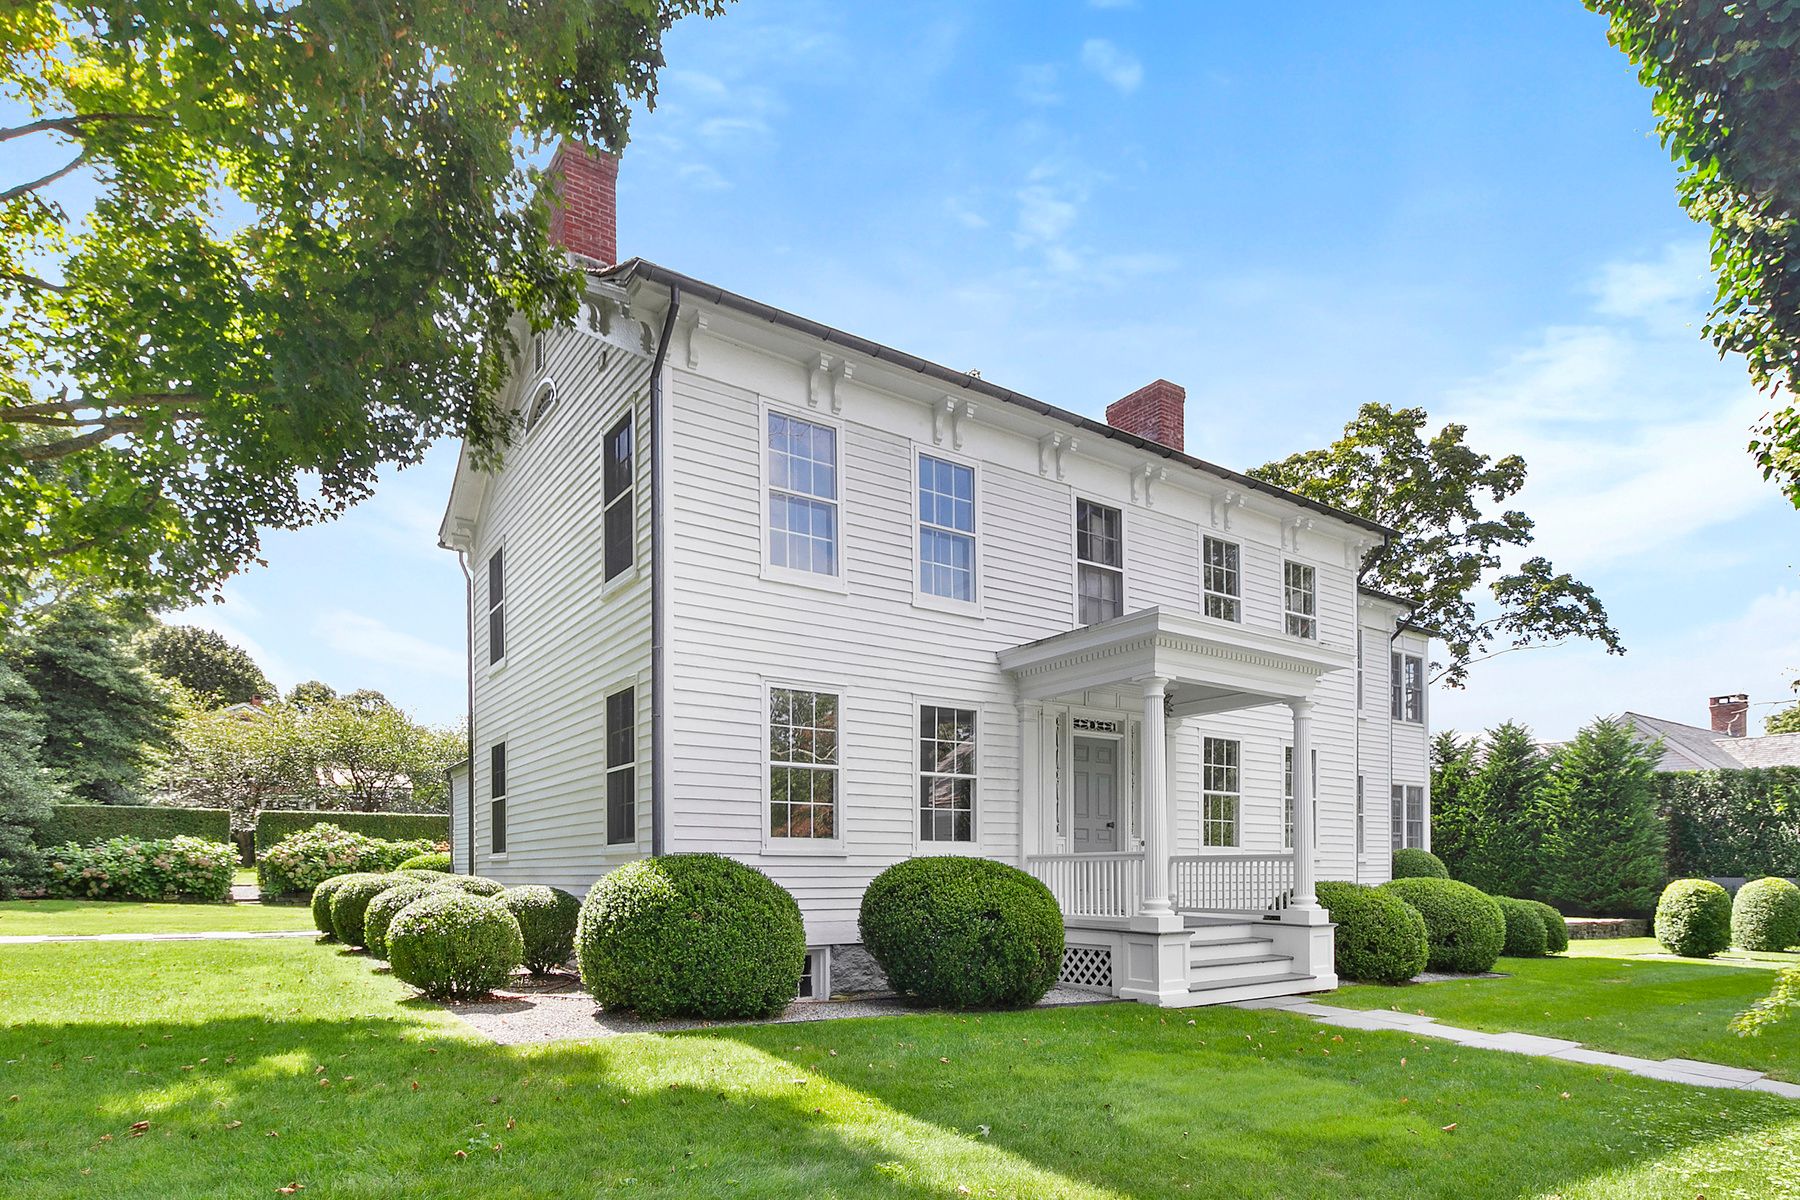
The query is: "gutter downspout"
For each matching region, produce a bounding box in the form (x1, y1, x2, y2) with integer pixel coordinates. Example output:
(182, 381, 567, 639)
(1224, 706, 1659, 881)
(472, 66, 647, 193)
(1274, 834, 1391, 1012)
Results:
(649, 285, 681, 856)
(458, 550, 476, 875)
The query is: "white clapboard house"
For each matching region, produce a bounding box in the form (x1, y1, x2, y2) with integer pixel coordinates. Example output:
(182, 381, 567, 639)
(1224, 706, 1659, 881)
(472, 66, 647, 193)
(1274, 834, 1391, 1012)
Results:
(439, 146, 1434, 1007)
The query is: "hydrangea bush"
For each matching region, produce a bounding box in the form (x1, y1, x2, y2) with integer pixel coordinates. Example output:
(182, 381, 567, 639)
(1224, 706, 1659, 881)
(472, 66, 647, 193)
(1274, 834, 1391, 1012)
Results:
(256, 823, 437, 897)
(44, 835, 235, 902)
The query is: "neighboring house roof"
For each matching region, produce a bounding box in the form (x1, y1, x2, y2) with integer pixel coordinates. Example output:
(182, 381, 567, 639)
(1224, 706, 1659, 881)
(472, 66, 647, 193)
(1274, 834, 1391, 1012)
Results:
(1724, 731, 1800, 768)
(1618, 712, 1800, 772)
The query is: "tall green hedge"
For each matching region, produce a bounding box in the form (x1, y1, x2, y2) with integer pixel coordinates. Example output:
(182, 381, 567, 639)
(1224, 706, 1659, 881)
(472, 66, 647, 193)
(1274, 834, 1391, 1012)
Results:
(38, 804, 230, 847)
(1656, 768, 1800, 879)
(253, 810, 447, 853)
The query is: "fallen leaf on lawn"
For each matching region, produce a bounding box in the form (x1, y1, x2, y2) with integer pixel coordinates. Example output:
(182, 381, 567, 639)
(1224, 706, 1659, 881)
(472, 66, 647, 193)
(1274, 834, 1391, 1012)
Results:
(410, 1081, 420, 1091)
(1441, 1124, 1457, 1133)
(275, 1184, 304, 1195)
(505, 1118, 516, 1130)
(1561, 1092, 1571, 1100)
(453, 1150, 467, 1161)
(939, 1057, 950, 1064)
(225, 1121, 243, 1130)
(129, 1121, 150, 1137)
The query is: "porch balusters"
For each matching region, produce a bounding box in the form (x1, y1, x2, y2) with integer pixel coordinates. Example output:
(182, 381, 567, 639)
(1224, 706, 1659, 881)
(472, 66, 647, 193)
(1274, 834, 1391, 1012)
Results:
(1138, 676, 1173, 918)
(1287, 696, 1318, 909)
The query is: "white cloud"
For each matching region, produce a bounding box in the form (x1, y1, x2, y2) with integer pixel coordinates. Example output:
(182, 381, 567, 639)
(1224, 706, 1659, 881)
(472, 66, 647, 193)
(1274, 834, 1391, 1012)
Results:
(313, 611, 462, 680)
(1080, 39, 1143, 94)
(1589, 240, 1710, 329)
(1015, 64, 1061, 106)
(944, 196, 989, 230)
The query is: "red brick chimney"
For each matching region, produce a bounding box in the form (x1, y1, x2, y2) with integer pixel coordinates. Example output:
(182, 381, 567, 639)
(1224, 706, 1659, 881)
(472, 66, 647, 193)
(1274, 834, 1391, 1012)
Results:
(545, 141, 618, 266)
(1105, 379, 1185, 451)
(1710, 693, 1749, 738)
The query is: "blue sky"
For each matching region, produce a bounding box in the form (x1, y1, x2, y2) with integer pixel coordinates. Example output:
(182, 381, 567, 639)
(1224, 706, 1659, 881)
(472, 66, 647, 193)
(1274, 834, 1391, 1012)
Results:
(35, 1, 1800, 737)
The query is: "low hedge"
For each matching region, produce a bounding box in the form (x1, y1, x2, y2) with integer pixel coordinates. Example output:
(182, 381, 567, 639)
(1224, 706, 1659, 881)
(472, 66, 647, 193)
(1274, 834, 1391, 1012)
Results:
(1391, 849, 1449, 880)
(1494, 896, 1549, 957)
(1655, 878, 1733, 957)
(254, 810, 448, 854)
(1380, 877, 1506, 973)
(396, 852, 452, 872)
(859, 857, 1065, 1009)
(257, 823, 438, 897)
(1527, 900, 1570, 953)
(1731, 877, 1800, 953)
(330, 874, 409, 948)
(38, 804, 230, 848)
(1316, 880, 1428, 984)
(365, 882, 451, 960)
(387, 891, 524, 999)
(311, 873, 364, 938)
(578, 854, 806, 1020)
(439, 874, 506, 897)
(43, 836, 236, 902)
(500, 886, 581, 974)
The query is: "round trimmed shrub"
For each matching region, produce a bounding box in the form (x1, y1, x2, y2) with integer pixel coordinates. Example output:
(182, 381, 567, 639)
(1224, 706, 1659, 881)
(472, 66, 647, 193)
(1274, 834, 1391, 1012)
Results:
(438, 874, 506, 897)
(330, 874, 408, 948)
(1316, 880, 1428, 984)
(859, 856, 1065, 1009)
(394, 869, 451, 883)
(1391, 849, 1449, 880)
(500, 886, 581, 974)
(1528, 900, 1570, 953)
(1494, 897, 1549, 957)
(1731, 877, 1800, 953)
(311, 872, 380, 939)
(1380, 877, 1506, 973)
(1655, 879, 1733, 958)
(578, 853, 806, 1020)
(364, 882, 450, 960)
(387, 891, 524, 999)
(396, 852, 452, 872)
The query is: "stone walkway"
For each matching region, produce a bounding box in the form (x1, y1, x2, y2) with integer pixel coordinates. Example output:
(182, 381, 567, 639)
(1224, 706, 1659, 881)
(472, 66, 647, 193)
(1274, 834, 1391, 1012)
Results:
(1237, 996, 1800, 1100)
(0, 930, 317, 945)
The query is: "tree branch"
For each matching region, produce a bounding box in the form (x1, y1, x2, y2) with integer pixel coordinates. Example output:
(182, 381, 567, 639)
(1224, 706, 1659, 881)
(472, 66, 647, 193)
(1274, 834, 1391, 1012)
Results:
(0, 113, 164, 143)
(1, 269, 69, 295)
(1429, 639, 1569, 684)
(0, 149, 89, 203)
(13, 402, 202, 459)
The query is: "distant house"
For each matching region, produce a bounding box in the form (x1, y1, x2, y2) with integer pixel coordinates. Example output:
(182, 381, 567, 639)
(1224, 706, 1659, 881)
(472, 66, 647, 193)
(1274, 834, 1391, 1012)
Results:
(1620, 694, 1800, 772)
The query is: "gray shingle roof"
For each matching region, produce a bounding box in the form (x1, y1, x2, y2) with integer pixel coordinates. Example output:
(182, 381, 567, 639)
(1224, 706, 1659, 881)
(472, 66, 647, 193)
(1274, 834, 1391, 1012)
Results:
(1620, 712, 1800, 771)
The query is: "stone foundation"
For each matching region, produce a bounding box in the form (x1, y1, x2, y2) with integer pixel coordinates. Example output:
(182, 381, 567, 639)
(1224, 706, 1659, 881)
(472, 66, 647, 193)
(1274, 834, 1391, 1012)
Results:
(1565, 917, 1648, 940)
(827, 944, 891, 995)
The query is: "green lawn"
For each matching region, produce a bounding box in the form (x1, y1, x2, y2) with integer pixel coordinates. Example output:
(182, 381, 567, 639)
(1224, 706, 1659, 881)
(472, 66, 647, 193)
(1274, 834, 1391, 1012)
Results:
(1567, 935, 1800, 967)
(0, 899, 317, 936)
(1333, 953, 1800, 1082)
(0, 939, 1797, 1198)
(233, 866, 258, 887)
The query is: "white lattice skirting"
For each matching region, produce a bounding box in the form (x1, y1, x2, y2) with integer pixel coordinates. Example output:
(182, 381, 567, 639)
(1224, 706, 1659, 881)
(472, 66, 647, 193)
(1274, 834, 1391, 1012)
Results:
(1059, 944, 1113, 992)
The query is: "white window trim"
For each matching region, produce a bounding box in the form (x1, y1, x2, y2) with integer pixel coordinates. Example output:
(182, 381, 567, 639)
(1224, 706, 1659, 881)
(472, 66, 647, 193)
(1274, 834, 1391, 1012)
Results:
(796, 947, 831, 1001)
(1355, 629, 1365, 712)
(909, 444, 984, 616)
(487, 739, 509, 861)
(758, 401, 848, 594)
(1070, 493, 1130, 628)
(524, 377, 559, 432)
(484, 538, 508, 675)
(1282, 559, 1318, 641)
(1393, 650, 1426, 724)
(912, 697, 984, 852)
(1199, 734, 1241, 850)
(600, 402, 644, 596)
(603, 678, 638, 848)
(761, 676, 847, 855)
(1200, 534, 1242, 623)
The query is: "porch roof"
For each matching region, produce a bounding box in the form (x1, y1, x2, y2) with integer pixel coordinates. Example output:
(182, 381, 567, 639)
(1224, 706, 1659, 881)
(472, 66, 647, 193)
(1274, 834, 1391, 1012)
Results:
(997, 606, 1354, 713)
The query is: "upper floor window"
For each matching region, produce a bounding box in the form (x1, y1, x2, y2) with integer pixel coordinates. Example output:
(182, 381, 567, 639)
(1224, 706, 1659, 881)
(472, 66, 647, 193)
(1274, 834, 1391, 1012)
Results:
(1201, 736, 1240, 847)
(486, 549, 506, 665)
(1283, 561, 1316, 639)
(1356, 776, 1365, 856)
(605, 687, 635, 845)
(603, 413, 634, 581)
(767, 412, 839, 577)
(1202, 536, 1240, 622)
(919, 704, 977, 842)
(489, 741, 508, 855)
(768, 686, 839, 839)
(1075, 499, 1123, 625)
(1391, 652, 1424, 723)
(1355, 630, 1364, 710)
(918, 455, 976, 602)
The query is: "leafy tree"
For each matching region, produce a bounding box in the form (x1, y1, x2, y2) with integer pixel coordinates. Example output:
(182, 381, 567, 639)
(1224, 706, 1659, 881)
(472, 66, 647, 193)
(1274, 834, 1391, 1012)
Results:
(0, 0, 726, 612)
(135, 623, 272, 708)
(1535, 717, 1666, 915)
(1734, 966, 1799, 1037)
(1584, 1, 1800, 505)
(1458, 723, 1550, 899)
(1254, 404, 1623, 687)
(1428, 732, 1482, 881)
(1766, 702, 1800, 736)
(286, 680, 338, 709)
(0, 657, 63, 896)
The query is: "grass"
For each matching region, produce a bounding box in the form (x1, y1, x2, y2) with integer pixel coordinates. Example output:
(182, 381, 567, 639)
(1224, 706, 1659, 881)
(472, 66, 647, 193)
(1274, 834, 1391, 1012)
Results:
(233, 866, 258, 887)
(1333, 953, 1800, 1082)
(0, 899, 316, 936)
(1, 939, 1798, 1198)
(1567, 935, 1800, 968)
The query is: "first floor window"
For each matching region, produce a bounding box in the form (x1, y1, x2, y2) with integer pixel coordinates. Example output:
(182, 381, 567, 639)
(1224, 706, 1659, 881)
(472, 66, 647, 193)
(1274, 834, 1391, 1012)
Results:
(489, 742, 508, 855)
(769, 687, 839, 839)
(606, 687, 635, 844)
(1391, 784, 1426, 850)
(918, 704, 977, 842)
(1392, 652, 1425, 722)
(768, 412, 839, 576)
(1075, 498, 1124, 624)
(1202, 536, 1241, 621)
(1202, 737, 1240, 847)
(1283, 560, 1316, 639)
(1356, 776, 1365, 856)
(1282, 746, 1317, 849)
(918, 454, 977, 601)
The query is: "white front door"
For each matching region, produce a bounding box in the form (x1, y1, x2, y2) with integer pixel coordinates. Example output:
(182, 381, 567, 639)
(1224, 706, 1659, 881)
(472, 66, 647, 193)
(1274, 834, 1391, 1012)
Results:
(1071, 736, 1120, 852)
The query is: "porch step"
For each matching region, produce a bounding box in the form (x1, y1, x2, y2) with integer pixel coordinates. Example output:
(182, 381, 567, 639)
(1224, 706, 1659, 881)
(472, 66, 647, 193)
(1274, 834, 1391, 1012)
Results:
(1188, 936, 1275, 966)
(1184, 971, 1317, 1002)
(1187, 953, 1297, 986)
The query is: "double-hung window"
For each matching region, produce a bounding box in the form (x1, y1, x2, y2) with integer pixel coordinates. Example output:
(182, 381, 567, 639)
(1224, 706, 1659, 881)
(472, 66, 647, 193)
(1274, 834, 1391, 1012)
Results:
(918, 704, 977, 842)
(768, 687, 839, 840)
(1283, 561, 1316, 639)
(603, 413, 634, 581)
(489, 742, 508, 855)
(1391, 652, 1424, 722)
(605, 687, 635, 845)
(917, 455, 976, 602)
(767, 412, 839, 577)
(486, 549, 506, 665)
(1282, 746, 1317, 849)
(1075, 499, 1124, 624)
(1202, 536, 1240, 621)
(1392, 784, 1426, 850)
(1356, 776, 1366, 856)
(1202, 737, 1240, 847)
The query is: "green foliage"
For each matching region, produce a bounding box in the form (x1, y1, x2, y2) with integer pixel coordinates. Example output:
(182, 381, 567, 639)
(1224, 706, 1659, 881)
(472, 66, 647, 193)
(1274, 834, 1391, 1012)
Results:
(1656, 768, 1800, 878)
(438, 875, 506, 897)
(1584, 1, 1800, 504)
(1656, 879, 1733, 958)
(134, 624, 272, 707)
(43, 834, 233, 901)
(256, 823, 436, 897)
(1536, 718, 1667, 915)
(1493, 897, 1549, 958)
(1316, 880, 1429, 984)
(310, 873, 363, 939)
(1731, 877, 1800, 953)
(577, 854, 806, 1020)
(1455, 723, 1550, 897)
(1733, 965, 1800, 1036)
(1381, 877, 1507, 974)
(0, 1, 729, 610)
(500, 885, 581, 975)
(387, 891, 524, 1000)
(38, 803, 228, 846)
(328, 874, 406, 949)
(0, 657, 60, 897)
(1391, 848, 1448, 880)
(1528, 900, 1570, 954)
(363, 882, 449, 961)
(396, 852, 451, 872)
(1251, 404, 1620, 687)
(1427, 732, 1481, 883)
(254, 809, 448, 853)
(1768, 704, 1800, 735)
(858, 857, 1065, 1009)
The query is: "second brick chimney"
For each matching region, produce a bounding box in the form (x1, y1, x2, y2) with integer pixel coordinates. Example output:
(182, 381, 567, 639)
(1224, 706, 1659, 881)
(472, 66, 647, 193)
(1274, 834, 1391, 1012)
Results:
(545, 141, 618, 266)
(1710, 693, 1749, 738)
(1105, 379, 1185, 451)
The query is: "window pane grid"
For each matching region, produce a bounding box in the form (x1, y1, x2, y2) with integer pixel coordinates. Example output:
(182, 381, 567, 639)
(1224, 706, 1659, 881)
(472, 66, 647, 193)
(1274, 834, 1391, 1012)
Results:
(1202, 737, 1239, 847)
(489, 742, 507, 855)
(768, 413, 839, 576)
(603, 415, 634, 581)
(918, 455, 976, 601)
(487, 550, 505, 664)
(1075, 499, 1125, 625)
(1202, 537, 1241, 622)
(606, 687, 634, 845)
(769, 688, 840, 839)
(918, 705, 976, 842)
(1284, 561, 1316, 639)
(1283, 746, 1294, 850)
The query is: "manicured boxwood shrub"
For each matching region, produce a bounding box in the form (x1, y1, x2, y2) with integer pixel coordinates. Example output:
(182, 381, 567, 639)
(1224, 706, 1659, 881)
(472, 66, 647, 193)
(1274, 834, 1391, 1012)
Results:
(438, 874, 506, 897)
(1380, 877, 1506, 973)
(1655, 878, 1733, 958)
(578, 853, 806, 1020)
(1494, 896, 1549, 957)
(330, 874, 409, 948)
(1527, 900, 1570, 953)
(256, 823, 437, 897)
(1316, 880, 1428, 984)
(311, 872, 383, 939)
(396, 852, 452, 872)
(859, 856, 1065, 1009)
(1731, 876, 1800, 953)
(1391, 849, 1449, 880)
(394, 869, 451, 883)
(253, 810, 448, 854)
(387, 891, 524, 999)
(43, 836, 236, 902)
(500, 885, 581, 974)
(364, 882, 450, 960)
(38, 804, 230, 848)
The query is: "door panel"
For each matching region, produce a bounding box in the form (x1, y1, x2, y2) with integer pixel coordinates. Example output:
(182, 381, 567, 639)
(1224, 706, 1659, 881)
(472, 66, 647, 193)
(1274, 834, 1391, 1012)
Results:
(1071, 737, 1119, 852)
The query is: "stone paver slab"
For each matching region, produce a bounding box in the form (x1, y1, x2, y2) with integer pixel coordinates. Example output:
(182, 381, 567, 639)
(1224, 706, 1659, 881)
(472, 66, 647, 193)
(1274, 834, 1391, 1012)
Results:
(1479, 1032, 1584, 1055)
(1747, 1078, 1800, 1100)
(1659, 1058, 1765, 1084)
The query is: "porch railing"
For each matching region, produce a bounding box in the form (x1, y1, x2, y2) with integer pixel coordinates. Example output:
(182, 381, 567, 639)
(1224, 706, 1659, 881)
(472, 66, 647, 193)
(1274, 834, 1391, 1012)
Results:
(1169, 853, 1294, 914)
(1024, 852, 1144, 920)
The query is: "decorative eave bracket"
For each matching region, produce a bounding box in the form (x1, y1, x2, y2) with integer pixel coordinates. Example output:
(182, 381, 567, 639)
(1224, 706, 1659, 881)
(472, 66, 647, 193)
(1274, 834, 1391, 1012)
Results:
(680, 309, 710, 371)
(933, 395, 975, 448)
(1208, 489, 1244, 531)
(1038, 431, 1079, 479)
(1130, 462, 1168, 507)
(808, 353, 854, 413)
(1281, 515, 1315, 551)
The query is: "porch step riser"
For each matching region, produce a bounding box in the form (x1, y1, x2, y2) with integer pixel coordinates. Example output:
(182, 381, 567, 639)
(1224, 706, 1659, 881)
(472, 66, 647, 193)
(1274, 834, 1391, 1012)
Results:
(1187, 937, 1274, 966)
(1163, 973, 1323, 1008)
(1188, 956, 1297, 985)
(1185, 926, 1261, 946)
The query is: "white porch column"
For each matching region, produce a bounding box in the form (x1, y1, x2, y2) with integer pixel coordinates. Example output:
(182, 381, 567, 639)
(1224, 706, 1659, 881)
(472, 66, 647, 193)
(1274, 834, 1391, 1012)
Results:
(1019, 700, 1044, 864)
(1138, 676, 1173, 917)
(1287, 697, 1317, 909)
